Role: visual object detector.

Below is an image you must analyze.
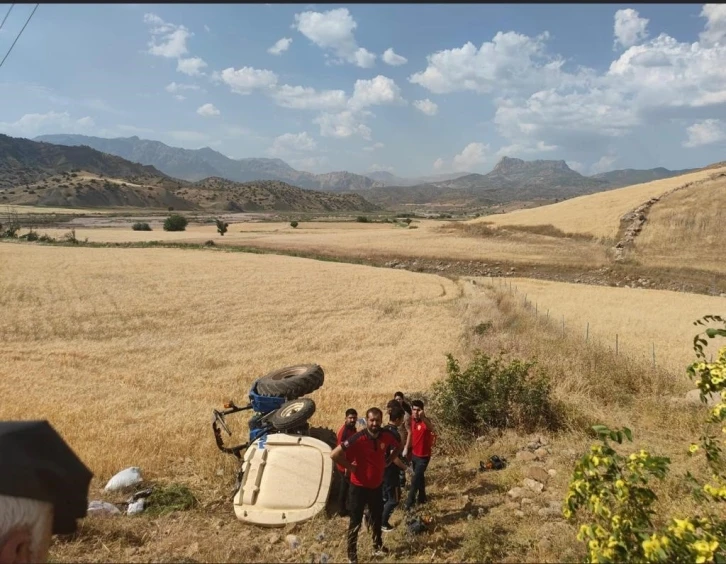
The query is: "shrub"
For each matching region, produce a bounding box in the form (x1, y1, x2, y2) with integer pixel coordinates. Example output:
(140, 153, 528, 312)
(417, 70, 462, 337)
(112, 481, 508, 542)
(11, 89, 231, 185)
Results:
(38, 233, 56, 243)
(431, 352, 562, 435)
(404, 218, 413, 225)
(356, 216, 369, 223)
(565, 316, 726, 563)
(132, 222, 152, 231)
(145, 483, 197, 517)
(215, 218, 229, 236)
(25, 229, 39, 242)
(62, 229, 80, 244)
(474, 321, 493, 335)
(204, 240, 215, 246)
(163, 214, 188, 232)
(290, 221, 299, 228)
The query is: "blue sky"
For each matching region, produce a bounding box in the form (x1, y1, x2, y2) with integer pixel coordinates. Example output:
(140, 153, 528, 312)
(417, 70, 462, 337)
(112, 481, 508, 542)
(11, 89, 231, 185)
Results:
(1, 3, 725, 177)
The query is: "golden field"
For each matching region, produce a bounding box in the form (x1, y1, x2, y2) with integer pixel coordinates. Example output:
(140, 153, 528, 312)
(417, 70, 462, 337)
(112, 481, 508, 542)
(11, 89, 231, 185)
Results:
(474, 166, 726, 239)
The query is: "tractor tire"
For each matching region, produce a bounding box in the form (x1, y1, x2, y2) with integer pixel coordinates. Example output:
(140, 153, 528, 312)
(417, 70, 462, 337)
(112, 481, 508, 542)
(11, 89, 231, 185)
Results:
(308, 426, 338, 449)
(255, 364, 324, 400)
(269, 398, 316, 431)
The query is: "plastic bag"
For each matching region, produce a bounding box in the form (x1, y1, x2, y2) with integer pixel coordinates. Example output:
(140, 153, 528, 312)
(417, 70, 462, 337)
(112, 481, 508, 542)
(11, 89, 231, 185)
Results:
(104, 467, 143, 492)
(127, 498, 145, 515)
(87, 500, 121, 516)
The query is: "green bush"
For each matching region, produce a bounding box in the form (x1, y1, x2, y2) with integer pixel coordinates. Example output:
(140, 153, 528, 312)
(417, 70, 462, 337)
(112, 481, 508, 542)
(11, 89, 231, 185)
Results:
(356, 216, 369, 223)
(132, 222, 152, 231)
(431, 352, 562, 435)
(474, 321, 493, 335)
(215, 218, 229, 236)
(25, 229, 39, 242)
(290, 221, 299, 228)
(163, 214, 188, 232)
(145, 483, 197, 517)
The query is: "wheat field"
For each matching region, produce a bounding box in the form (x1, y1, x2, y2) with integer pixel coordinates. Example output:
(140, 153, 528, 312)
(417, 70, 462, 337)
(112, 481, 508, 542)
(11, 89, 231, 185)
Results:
(473, 167, 726, 239)
(0, 243, 467, 486)
(634, 174, 726, 274)
(483, 276, 726, 376)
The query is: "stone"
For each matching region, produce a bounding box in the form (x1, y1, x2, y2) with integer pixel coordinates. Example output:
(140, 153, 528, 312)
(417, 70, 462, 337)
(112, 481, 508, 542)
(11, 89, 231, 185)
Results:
(520, 498, 534, 506)
(523, 478, 544, 494)
(685, 389, 721, 407)
(547, 469, 557, 477)
(508, 487, 526, 499)
(268, 533, 281, 545)
(548, 500, 562, 512)
(285, 535, 301, 550)
(515, 510, 525, 518)
(516, 451, 537, 462)
(534, 447, 549, 459)
(525, 466, 550, 484)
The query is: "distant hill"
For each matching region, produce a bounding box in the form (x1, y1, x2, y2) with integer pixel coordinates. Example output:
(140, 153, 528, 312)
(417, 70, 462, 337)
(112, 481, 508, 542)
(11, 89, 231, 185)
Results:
(359, 157, 610, 207)
(365, 170, 471, 187)
(0, 135, 379, 212)
(34, 134, 382, 192)
(590, 167, 697, 189)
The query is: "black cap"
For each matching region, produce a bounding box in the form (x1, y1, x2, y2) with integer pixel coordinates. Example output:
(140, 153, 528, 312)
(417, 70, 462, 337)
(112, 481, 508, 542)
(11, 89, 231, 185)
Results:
(0, 421, 93, 534)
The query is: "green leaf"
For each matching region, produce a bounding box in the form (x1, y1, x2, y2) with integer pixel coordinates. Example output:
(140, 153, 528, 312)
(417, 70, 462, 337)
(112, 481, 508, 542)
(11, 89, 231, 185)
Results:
(623, 427, 633, 442)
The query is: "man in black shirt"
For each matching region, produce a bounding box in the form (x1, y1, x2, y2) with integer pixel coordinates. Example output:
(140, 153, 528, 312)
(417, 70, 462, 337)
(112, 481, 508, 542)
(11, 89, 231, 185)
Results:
(381, 406, 411, 532)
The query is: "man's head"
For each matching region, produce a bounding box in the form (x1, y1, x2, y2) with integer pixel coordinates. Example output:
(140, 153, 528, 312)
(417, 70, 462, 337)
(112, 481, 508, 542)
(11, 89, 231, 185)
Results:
(385, 399, 398, 416)
(0, 496, 54, 564)
(394, 391, 405, 405)
(365, 408, 383, 436)
(389, 405, 405, 427)
(411, 399, 424, 420)
(344, 408, 358, 428)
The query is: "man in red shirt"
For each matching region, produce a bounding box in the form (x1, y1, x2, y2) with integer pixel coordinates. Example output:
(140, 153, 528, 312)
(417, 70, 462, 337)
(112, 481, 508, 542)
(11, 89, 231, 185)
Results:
(335, 408, 358, 517)
(404, 399, 435, 511)
(331, 407, 402, 564)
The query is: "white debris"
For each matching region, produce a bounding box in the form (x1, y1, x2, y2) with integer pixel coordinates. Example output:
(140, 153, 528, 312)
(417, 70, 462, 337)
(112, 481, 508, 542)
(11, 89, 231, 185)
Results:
(87, 500, 121, 516)
(127, 499, 145, 515)
(104, 467, 143, 492)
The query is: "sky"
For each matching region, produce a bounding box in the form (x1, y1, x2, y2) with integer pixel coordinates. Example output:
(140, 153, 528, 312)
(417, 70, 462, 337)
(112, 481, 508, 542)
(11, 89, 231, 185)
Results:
(1, 3, 726, 178)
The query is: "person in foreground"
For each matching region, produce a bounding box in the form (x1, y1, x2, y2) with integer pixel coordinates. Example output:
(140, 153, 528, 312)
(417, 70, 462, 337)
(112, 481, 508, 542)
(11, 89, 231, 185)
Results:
(336, 408, 359, 517)
(0, 420, 92, 564)
(404, 399, 435, 512)
(330, 407, 402, 564)
(382, 406, 412, 532)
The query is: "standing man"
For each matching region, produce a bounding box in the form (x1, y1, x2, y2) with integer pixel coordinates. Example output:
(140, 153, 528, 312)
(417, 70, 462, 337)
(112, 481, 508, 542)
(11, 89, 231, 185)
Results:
(336, 408, 358, 517)
(404, 399, 435, 512)
(381, 406, 411, 532)
(393, 392, 412, 418)
(387, 399, 410, 490)
(331, 408, 401, 564)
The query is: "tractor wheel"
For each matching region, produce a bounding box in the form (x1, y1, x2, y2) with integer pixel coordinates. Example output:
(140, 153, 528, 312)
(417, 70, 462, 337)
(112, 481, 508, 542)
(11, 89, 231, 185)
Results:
(269, 398, 316, 431)
(308, 426, 338, 448)
(255, 364, 324, 400)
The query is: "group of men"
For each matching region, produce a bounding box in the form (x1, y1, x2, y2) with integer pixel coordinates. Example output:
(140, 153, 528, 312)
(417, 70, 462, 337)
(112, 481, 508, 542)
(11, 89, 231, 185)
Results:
(330, 392, 435, 564)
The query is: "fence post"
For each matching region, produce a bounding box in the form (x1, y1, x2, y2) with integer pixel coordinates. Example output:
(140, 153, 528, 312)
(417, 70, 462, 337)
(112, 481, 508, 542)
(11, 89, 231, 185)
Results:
(524, 294, 527, 307)
(652, 343, 656, 368)
(535, 302, 538, 317)
(586, 322, 589, 344)
(616, 334, 619, 356)
(546, 309, 550, 320)
(562, 316, 565, 338)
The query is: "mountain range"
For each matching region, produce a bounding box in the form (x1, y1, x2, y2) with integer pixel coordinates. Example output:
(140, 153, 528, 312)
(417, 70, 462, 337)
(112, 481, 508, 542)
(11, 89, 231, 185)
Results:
(34, 134, 384, 192)
(0, 134, 378, 212)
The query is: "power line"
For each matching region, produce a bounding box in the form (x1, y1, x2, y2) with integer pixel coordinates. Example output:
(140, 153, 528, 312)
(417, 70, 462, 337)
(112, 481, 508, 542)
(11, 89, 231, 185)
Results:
(0, 4, 14, 32)
(0, 3, 38, 71)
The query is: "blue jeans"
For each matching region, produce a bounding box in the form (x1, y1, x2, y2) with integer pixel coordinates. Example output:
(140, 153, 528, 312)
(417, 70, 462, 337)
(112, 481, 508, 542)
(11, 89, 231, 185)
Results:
(405, 455, 430, 510)
(381, 465, 400, 526)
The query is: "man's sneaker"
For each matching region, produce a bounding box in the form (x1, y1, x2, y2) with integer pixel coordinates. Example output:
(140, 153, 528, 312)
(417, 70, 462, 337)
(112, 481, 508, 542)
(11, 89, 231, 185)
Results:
(381, 523, 394, 533)
(373, 546, 390, 556)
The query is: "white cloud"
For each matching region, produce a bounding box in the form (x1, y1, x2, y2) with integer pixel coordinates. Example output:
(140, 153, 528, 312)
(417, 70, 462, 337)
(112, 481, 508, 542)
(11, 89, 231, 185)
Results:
(496, 140, 558, 157)
(413, 99, 438, 116)
(348, 75, 405, 110)
(433, 157, 445, 171)
(590, 154, 618, 175)
(683, 119, 726, 148)
(177, 57, 208, 76)
(363, 142, 384, 152)
(143, 13, 191, 59)
(267, 132, 317, 157)
(220, 67, 278, 95)
(382, 48, 408, 66)
(293, 8, 376, 68)
(314, 110, 372, 140)
(196, 103, 220, 117)
(369, 164, 394, 172)
(272, 84, 347, 111)
(290, 156, 328, 171)
(268, 37, 293, 55)
(174, 94, 186, 101)
(0, 111, 95, 137)
(452, 142, 489, 171)
(165, 82, 200, 93)
(614, 9, 649, 49)
(204, 24, 211, 32)
(700, 4, 726, 46)
(567, 161, 586, 174)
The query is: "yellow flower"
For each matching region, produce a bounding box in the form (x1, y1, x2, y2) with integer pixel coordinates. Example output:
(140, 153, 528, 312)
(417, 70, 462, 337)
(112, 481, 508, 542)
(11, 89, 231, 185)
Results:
(642, 535, 662, 560)
(691, 539, 718, 563)
(690, 444, 700, 454)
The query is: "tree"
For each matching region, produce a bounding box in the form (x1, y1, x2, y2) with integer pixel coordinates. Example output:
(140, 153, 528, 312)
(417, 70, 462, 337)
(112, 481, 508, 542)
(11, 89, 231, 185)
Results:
(163, 214, 188, 232)
(290, 221, 299, 228)
(215, 218, 229, 236)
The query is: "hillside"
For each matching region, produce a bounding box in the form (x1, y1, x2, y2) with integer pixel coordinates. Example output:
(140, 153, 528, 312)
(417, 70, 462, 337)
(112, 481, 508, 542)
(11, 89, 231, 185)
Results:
(591, 167, 696, 189)
(475, 165, 726, 239)
(34, 134, 382, 192)
(365, 170, 471, 186)
(0, 135, 379, 212)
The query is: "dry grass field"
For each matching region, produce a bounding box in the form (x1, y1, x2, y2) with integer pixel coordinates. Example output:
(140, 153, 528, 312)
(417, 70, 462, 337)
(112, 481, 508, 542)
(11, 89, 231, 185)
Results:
(634, 173, 726, 274)
(474, 166, 726, 239)
(481, 276, 726, 377)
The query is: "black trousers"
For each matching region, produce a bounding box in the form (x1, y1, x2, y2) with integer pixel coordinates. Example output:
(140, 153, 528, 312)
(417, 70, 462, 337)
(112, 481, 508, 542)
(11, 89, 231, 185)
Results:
(405, 455, 430, 510)
(337, 469, 350, 516)
(347, 483, 383, 560)
(382, 465, 400, 526)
